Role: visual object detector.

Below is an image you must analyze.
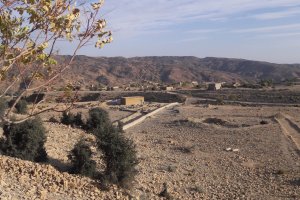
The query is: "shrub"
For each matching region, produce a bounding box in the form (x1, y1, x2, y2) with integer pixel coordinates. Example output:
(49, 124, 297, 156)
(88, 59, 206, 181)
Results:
(86, 108, 138, 187)
(0, 118, 47, 162)
(68, 140, 96, 177)
(61, 111, 75, 126)
(0, 97, 7, 117)
(15, 99, 28, 114)
(86, 108, 111, 131)
(84, 108, 138, 187)
(74, 112, 84, 127)
(97, 126, 138, 187)
(260, 120, 269, 125)
(61, 112, 84, 127)
(215, 97, 224, 105)
(49, 116, 59, 123)
(159, 183, 173, 200)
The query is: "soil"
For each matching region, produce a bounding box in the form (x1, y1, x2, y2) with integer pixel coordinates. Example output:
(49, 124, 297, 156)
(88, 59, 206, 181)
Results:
(1, 102, 300, 199)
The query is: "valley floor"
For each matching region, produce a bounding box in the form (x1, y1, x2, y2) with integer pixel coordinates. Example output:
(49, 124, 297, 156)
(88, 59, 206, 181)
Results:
(126, 105, 300, 199)
(1, 104, 300, 199)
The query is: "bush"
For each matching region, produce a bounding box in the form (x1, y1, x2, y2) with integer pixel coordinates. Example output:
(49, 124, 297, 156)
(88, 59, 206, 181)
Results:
(86, 108, 138, 187)
(74, 112, 84, 127)
(96, 125, 138, 187)
(61, 111, 84, 128)
(159, 183, 173, 200)
(0, 118, 47, 162)
(215, 97, 224, 105)
(68, 140, 96, 177)
(86, 108, 111, 132)
(49, 116, 59, 123)
(0, 97, 7, 117)
(15, 99, 28, 114)
(61, 111, 75, 126)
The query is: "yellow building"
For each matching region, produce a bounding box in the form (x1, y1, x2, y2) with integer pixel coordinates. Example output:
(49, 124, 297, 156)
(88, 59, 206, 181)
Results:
(121, 96, 144, 106)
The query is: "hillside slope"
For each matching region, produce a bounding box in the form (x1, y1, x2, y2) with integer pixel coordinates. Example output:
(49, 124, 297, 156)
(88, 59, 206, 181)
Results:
(55, 56, 300, 86)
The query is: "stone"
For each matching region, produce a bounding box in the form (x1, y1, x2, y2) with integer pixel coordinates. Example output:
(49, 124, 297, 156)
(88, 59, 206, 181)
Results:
(225, 148, 232, 152)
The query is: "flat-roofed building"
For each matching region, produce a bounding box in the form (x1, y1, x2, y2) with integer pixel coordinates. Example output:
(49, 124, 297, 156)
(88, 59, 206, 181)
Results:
(207, 83, 222, 91)
(121, 96, 145, 106)
(161, 86, 174, 91)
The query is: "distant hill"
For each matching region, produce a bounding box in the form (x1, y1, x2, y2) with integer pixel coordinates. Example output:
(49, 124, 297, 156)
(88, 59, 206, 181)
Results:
(54, 56, 300, 86)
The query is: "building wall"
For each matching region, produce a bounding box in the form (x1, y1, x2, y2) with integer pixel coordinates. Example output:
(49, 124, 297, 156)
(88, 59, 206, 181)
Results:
(208, 83, 222, 90)
(121, 97, 144, 105)
(215, 83, 222, 90)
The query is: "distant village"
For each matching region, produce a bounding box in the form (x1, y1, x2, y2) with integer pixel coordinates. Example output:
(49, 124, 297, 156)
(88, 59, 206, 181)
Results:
(85, 80, 232, 92)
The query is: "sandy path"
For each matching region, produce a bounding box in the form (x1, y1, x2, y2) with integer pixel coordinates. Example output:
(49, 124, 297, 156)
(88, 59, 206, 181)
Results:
(275, 114, 300, 153)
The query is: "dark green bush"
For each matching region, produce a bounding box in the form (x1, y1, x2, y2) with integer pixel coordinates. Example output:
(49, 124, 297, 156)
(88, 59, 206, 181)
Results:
(159, 183, 173, 200)
(61, 111, 75, 126)
(86, 108, 111, 131)
(96, 125, 138, 187)
(82, 108, 138, 187)
(68, 140, 96, 177)
(61, 112, 84, 127)
(73, 112, 84, 127)
(0, 97, 7, 117)
(49, 116, 59, 123)
(0, 118, 47, 162)
(15, 99, 28, 114)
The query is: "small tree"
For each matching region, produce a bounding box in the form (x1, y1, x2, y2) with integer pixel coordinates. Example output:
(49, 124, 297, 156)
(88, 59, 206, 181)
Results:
(61, 111, 84, 127)
(68, 140, 96, 177)
(0, 0, 112, 124)
(15, 99, 28, 114)
(74, 112, 84, 127)
(61, 111, 75, 126)
(97, 127, 138, 187)
(0, 118, 47, 162)
(86, 108, 111, 132)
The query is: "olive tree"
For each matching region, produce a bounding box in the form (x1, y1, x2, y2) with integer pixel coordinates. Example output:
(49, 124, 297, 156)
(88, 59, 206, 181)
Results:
(0, 0, 112, 123)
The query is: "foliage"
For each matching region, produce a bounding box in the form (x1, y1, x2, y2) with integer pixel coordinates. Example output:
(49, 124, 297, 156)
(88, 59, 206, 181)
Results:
(80, 93, 101, 102)
(49, 116, 59, 123)
(74, 112, 84, 127)
(0, 118, 47, 162)
(0, 97, 7, 117)
(159, 183, 173, 200)
(85, 108, 138, 187)
(259, 79, 273, 87)
(61, 111, 84, 127)
(68, 140, 96, 177)
(86, 108, 111, 131)
(15, 99, 28, 114)
(0, 0, 112, 123)
(96, 124, 138, 187)
(61, 111, 74, 125)
(215, 97, 224, 105)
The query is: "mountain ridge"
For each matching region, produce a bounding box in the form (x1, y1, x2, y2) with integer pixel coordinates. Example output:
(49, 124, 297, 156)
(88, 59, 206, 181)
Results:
(54, 55, 300, 87)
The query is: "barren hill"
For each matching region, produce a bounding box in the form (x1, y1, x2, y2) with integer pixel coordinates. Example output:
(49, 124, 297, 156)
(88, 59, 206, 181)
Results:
(56, 56, 300, 86)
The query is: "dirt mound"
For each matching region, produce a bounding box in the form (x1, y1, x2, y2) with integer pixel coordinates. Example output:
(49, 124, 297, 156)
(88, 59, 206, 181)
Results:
(203, 118, 227, 126)
(0, 155, 128, 200)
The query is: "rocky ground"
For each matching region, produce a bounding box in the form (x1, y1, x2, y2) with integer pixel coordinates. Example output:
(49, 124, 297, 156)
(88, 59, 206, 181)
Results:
(126, 105, 300, 199)
(0, 104, 300, 199)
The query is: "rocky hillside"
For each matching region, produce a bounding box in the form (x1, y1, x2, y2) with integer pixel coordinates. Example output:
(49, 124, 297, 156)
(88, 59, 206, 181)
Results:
(55, 56, 300, 86)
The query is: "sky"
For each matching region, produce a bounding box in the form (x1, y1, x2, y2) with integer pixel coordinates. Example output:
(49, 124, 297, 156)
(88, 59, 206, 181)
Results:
(72, 0, 300, 63)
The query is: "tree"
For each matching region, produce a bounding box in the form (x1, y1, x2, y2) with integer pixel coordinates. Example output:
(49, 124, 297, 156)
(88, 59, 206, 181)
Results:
(0, 0, 112, 124)
(97, 126, 139, 188)
(0, 117, 48, 162)
(86, 107, 111, 132)
(68, 139, 96, 177)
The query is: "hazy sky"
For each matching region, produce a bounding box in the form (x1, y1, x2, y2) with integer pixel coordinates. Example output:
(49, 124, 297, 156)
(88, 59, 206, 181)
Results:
(72, 0, 300, 63)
